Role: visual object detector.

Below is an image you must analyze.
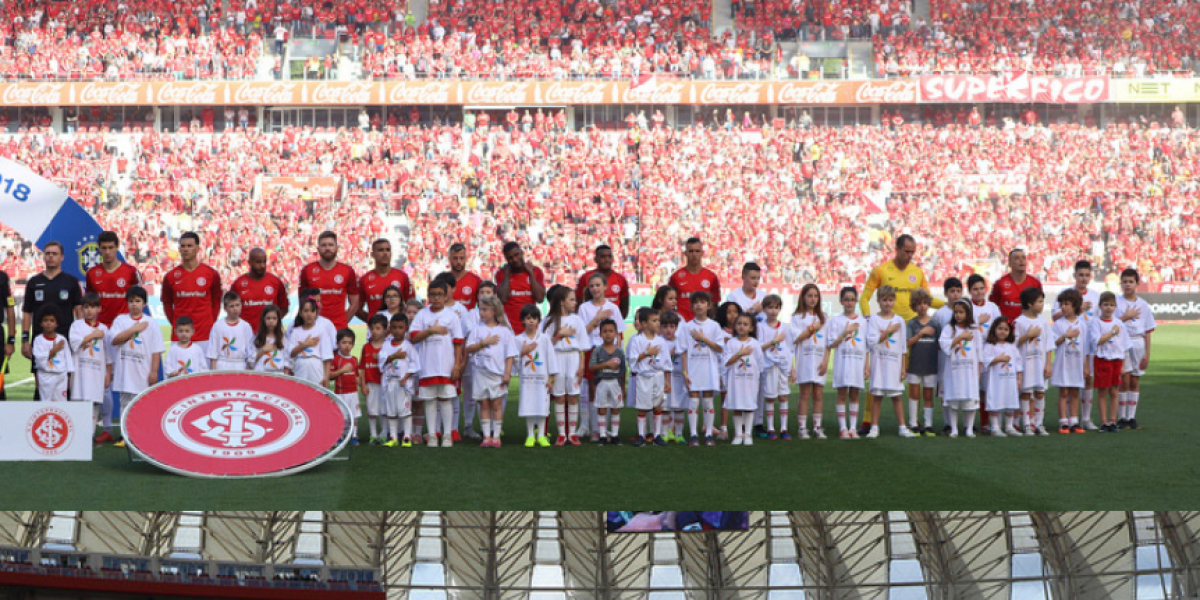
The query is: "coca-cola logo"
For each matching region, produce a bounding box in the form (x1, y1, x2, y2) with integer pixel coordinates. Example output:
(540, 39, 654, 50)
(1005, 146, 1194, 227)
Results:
(853, 80, 918, 104)
(233, 82, 298, 104)
(79, 82, 141, 105)
(387, 81, 453, 104)
(699, 83, 763, 105)
(465, 82, 531, 105)
(2, 83, 64, 105)
(543, 82, 608, 105)
(156, 82, 220, 105)
(777, 82, 842, 104)
(621, 81, 686, 104)
(310, 82, 375, 105)
(121, 372, 351, 478)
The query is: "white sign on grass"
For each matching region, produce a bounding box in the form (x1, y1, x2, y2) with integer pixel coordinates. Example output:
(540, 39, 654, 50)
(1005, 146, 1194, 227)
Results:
(0, 402, 93, 461)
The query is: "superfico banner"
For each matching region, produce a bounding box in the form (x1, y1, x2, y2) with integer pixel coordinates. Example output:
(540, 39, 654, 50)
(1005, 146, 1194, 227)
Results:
(122, 372, 352, 478)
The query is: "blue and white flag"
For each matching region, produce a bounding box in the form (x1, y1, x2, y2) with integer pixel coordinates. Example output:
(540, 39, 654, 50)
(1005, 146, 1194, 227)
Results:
(0, 157, 108, 281)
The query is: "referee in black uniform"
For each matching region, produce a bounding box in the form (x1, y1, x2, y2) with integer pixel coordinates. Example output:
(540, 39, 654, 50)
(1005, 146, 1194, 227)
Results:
(19, 242, 81, 401)
(0, 267, 16, 400)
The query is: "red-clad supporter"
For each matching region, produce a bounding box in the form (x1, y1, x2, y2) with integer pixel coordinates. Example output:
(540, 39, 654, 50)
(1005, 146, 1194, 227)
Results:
(448, 243, 483, 310)
(86, 231, 143, 327)
(161, 232, 222, 343)
(494, 242, 546, 328)
(357, 238, 415, 319)
(0, 119, 1198, 294)
(669, 237, 722, 321)
(574, 244, 631, 317)
(299, 231, 361, 331)
(989, 249, 1043, 323)
(230, 247, 290, 333)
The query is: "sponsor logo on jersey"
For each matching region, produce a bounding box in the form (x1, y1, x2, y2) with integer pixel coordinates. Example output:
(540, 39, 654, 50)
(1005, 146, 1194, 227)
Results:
(121, 372, 350, 478)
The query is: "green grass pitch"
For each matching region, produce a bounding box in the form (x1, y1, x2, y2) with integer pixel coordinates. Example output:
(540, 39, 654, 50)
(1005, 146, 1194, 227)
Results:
(2, 325, 1197, 509)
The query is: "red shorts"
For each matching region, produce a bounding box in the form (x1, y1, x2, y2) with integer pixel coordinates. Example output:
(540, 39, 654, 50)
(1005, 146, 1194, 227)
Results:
(1094, 358, 1123, 389)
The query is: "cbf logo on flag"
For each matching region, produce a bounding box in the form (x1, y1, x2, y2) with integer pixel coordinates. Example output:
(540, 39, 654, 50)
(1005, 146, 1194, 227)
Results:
(0, 157, 110, 281)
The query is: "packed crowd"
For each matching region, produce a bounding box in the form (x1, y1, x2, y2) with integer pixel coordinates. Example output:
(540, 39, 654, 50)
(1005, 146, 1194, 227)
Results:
(877, 0, 1200, 77)
(1, 115, 1197, 288)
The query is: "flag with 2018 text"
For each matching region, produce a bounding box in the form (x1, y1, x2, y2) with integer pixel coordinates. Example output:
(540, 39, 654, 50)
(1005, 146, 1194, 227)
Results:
(0, 157, 109, 281)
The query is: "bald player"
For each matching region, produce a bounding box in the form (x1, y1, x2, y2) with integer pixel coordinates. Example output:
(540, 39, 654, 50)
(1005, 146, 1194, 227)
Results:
(231, 248, 290, 333)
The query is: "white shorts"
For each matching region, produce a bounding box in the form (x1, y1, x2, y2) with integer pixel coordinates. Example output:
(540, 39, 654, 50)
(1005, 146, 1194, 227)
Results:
(870, 387, 902, 398)
(37, 372, 70, 402)
(337, 392, 361, 419)
(365, 383, 382, 415)
(594, 378, 624, 410)
(382, 379, 413, 417)
(761, 366, 789, 398)
(1020, 384, 1048, 394)
(551, 352, 582, 396)
(473, 371, 506, 400)
(635, 372, 665, 411)
(418, 383, 457, 400)
(906, 373, 937, 388)
(944, 398, 980, 411)
(667, 376, 690, 410)
(1123, 338, 1146, 377)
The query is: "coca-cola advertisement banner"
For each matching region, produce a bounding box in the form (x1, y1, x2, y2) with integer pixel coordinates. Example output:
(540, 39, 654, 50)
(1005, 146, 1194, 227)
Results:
(919, 74, 1110, 104)
(0, 80, 923, 106)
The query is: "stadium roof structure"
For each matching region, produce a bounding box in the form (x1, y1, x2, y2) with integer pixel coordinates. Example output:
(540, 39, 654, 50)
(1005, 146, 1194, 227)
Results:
(0, 511, 1195, 599)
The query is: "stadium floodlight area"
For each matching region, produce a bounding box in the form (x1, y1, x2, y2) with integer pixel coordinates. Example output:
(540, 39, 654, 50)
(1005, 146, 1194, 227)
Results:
(0, 512, 1194, 599)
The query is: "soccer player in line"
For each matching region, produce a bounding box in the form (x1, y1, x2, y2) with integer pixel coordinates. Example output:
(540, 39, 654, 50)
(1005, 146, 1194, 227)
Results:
(1116, 268, 1155, 430)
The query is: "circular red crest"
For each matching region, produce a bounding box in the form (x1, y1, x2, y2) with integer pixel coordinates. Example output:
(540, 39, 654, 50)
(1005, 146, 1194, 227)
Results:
(123, 372, 350, 478)
(27, 407, 75, 456)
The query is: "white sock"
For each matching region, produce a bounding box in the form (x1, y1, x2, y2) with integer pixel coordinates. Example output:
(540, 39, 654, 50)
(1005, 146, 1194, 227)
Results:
(1118, 392, 1128, 419)
(555, 402, 567, 437)
(702, 396, 715, 435)
(388, 417, 399, 439)
(811, 389, 823, 429)
(637, 413, 647, 437)
(440, 399, 454, 437)
(767, 403, 777, 432)
(1019, 399, 1030, 427)
(92, 405, 102, 429)
(990, 414, 1000, 431)
(610, 412, 621, 437)
(688, 397, 700, 437)
(779, 400, 789, 432)
(526, 418, 537, 438)
(480, 418, 492, 439)
(402, 416, 412, 439)
(948, 407, 959, 434)
(848, 401, 859, 429)
(923, 407, 933, 428)
(451, 396, 460, 433)
(836, 403, 846, 432)
(675, 411, 686, 437)
(1081, 389, 1094, 422)
(568, 403, 579, 436)
(1004, 413, 1015, 431)
(598, 413, 609, 437)
(908, 398, 918, 427)
(732, 413, 744, 439)
(1033, 397, 1046, 427)
(653, 412, 663, 437)
(537, 418, 547, 437)
(425, 402, 438, 437)
(368, 415, 379, 438)
(1128, 391, 1139, 419)
(963, 410, 976, 434)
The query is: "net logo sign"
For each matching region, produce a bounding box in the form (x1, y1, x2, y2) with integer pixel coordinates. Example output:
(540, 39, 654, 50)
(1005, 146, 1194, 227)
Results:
(123, 372, 350, 478)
